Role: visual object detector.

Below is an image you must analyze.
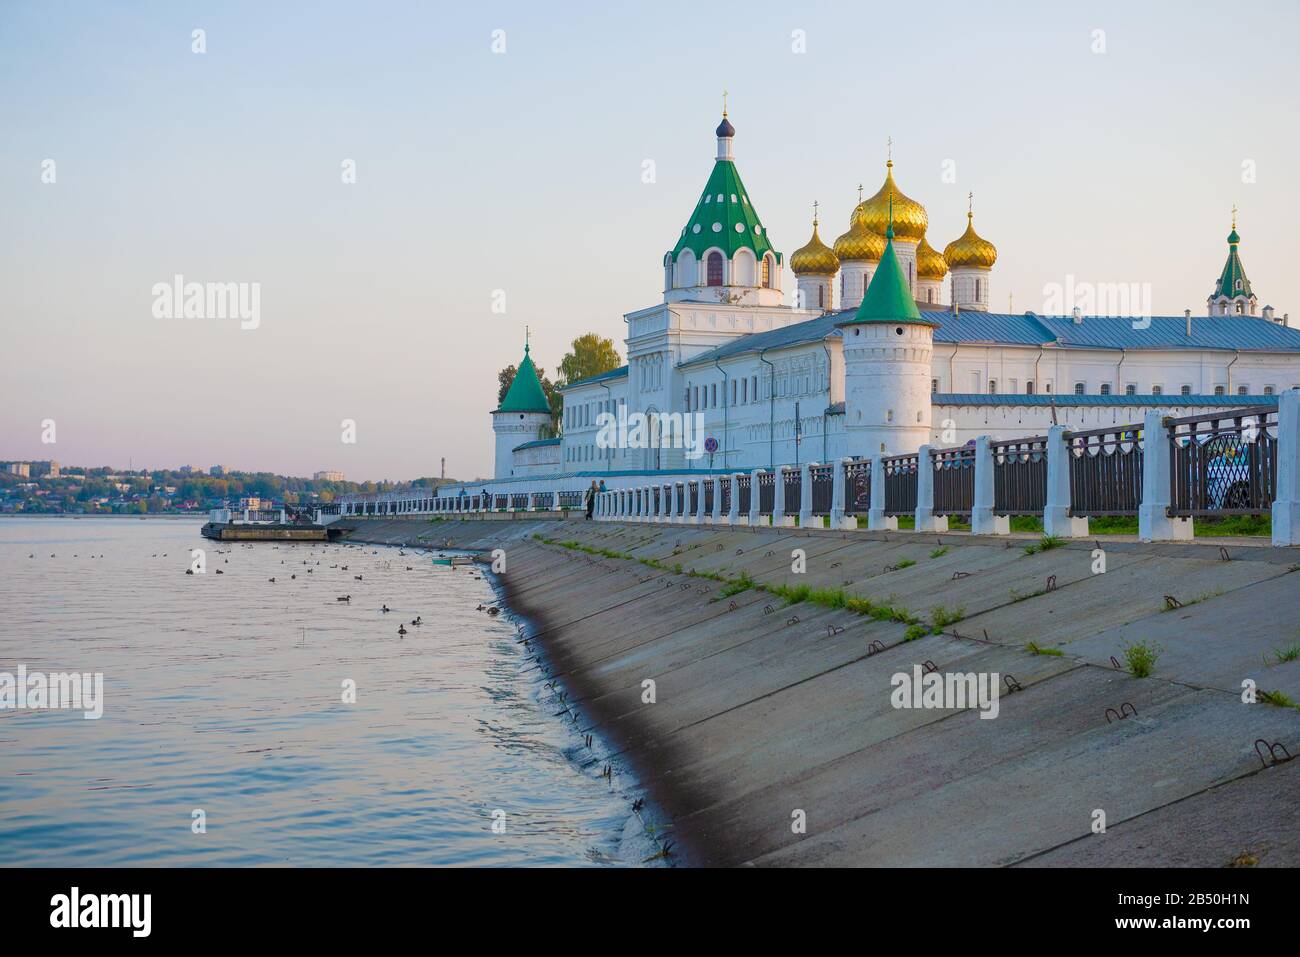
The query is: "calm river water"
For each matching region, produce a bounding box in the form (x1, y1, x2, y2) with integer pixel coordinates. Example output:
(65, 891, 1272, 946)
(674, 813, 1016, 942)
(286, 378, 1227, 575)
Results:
(0, 517, 641, 866)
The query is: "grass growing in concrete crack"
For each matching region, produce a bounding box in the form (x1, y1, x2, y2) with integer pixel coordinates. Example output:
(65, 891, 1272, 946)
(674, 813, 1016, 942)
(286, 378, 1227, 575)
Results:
(1022, 535, 1065, 556)
(894, 559, 917, 570)
(543, 537, 919, 622)
(1258, 689, 1300, 711)
(1268, 643, 1300, 665)
(1161, 589, 1223, 612)
(1025, 641, 1064, 656)
(904, 624, 929, 642)
(1121, 639, 1162, 678)
(718, 571, 755, 597)
(929, 605, 965, 630)
(929, 546, 949, 559)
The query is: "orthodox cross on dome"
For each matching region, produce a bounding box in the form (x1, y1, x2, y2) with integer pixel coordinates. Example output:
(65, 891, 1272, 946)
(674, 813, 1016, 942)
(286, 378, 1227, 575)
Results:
(812, 199, 819, 226)
(525, 324, 530, 352)
(857, 183, 864, 203)
(887, 136, 893, 166)
(968, 191, 974, 215)
(722, 89, 728, 117)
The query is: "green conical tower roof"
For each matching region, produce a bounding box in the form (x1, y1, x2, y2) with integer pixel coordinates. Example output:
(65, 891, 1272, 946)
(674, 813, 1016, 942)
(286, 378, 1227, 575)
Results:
(840, 206, 936, 327)
(1212, 218, 1253, 301)
(669, 115, 780, 264)
(497, 341, 551, 414)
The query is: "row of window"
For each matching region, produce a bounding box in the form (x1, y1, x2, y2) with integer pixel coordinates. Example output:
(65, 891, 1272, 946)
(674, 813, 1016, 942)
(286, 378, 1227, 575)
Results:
(932, 376, 1289, 397)
(565, 444, 626, 463)
(564, 398, 623, 430)
(685, 374, 763, 411)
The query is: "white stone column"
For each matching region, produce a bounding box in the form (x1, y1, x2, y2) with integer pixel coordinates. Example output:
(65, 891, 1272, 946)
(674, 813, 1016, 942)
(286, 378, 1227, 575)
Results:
(748, 469, 763, 525)
(711, 477, 725, 524)
(773, 467, 791, 527)
(830, 457, 854, 529)
(867, 454, 896, 531)
(914, 446, 948, 533)
(727, 473, 741, 525)
(1044, 425, 1089, 538)
(971, 436, 1009, 535)
(795, 460, 806, 527)
(696, 480, 708, 523)
(551, 490, 560, 512)
(669, 482, 680, 524)
(1138, 412, 1191, 541)
(659, 484, 670, 523)
(1273, 390, 1300, 546)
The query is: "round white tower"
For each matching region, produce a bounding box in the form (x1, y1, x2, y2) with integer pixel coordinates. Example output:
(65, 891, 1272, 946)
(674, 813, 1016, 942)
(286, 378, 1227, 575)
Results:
(492, 341, 553, 479)
(838, 214, 937, 457)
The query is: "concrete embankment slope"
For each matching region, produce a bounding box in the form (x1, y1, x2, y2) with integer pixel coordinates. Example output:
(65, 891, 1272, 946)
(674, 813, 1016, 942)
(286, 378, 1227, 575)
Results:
(340, 518, 1300, 867)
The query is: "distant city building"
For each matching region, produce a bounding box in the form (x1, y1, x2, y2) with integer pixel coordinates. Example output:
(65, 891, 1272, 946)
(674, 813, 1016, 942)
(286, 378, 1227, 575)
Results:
(314, 470, 345, 482)
(238, 496, 266, 510)
(209, 465, 225, 477)
(7, 462, 31, 477)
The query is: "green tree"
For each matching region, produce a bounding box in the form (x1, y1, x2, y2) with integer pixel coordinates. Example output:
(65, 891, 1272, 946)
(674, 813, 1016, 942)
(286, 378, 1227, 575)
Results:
(556, 333, 621, 388)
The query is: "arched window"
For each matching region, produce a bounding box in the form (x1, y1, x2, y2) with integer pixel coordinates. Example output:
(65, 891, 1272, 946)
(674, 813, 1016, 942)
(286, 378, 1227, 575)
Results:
(761, 256, 772, 288)
(817, 285, 824, 308)
(974, 278, 982, 301)
(706, 251, 724, 286)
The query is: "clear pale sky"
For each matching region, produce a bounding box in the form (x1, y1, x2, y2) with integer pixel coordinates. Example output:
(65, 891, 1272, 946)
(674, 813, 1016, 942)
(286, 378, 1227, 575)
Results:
(3, 0, 1297, 481)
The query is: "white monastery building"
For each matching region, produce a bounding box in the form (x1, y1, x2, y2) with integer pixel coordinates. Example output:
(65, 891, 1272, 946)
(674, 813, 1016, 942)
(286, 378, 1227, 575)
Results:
(479, 111, 1297, 485)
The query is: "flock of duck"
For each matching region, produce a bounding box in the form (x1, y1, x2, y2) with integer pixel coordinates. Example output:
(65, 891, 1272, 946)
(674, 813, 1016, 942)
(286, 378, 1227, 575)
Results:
(196, 539, 499, 637)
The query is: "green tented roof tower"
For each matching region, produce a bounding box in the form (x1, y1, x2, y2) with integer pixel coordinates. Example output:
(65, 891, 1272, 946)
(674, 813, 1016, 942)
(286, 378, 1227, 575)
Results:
(1208, 211, 1257, 316)
(497, 341, 551, 414)
(664, 108, 784, 305)
(838, 197, 937, 461)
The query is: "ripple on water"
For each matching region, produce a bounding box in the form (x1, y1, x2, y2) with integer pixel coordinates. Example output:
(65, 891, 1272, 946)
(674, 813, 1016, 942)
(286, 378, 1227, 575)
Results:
(0, 517, 638, 866)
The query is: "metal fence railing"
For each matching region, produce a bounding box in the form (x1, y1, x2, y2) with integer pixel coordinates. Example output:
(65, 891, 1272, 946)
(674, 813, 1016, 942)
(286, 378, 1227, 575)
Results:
(758, 471, 775, 514)
(1169, 408, 1278, 516)
(883, 453, 919, 516)
(810, 464, 833, 515)
(688, 480, 699, 515)
(1067, 424, 1144, 516)
(703, 479, 714, 515)
(844, 459, 871, 514)
(931, 445, 975, 517)
(993, 436, 1048, 516)
(783, 468, 802, 514)
(721, 477, 731, 514)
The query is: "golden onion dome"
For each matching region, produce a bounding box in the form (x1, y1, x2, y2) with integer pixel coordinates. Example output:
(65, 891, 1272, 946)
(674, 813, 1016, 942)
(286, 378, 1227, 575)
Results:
(943, 212, 998, 269)
(790, 218, 840, 275)
(855, 161, 928, 243)
(916, 235, 948, 280)
(832, 219, 886, 262)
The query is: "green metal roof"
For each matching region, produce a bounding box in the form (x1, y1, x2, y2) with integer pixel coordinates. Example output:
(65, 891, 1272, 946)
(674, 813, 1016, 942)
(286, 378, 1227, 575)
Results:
(1213, 228, 1253, 301)
(840, 228, 935, 327)
(670, 141, 777, 263)
(497, 344, 551, 414)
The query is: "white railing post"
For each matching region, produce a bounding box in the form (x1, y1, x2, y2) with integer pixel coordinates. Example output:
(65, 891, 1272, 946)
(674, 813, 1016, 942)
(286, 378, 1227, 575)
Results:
(867, 454, 896, 531)
(914, 446, 947, 533)
(830, 458, 853, 529)
(749, 469, 763, 526)
(696, 480, 708, 523)
(669, 481, 680, 524)
(1139, 412, 1191, 541)
(971, 436, 1009, 535)
(1044, 425, 1089, 538)
(773, 467, 791, 526)
(728, 473, 741, 525)
(1273, 389, 1300, 546)
(658, 483, 669, 523)
(711, 477, 724, 524)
